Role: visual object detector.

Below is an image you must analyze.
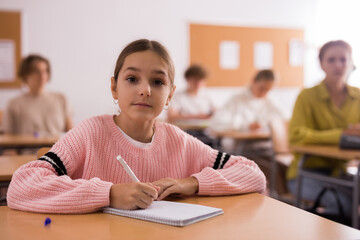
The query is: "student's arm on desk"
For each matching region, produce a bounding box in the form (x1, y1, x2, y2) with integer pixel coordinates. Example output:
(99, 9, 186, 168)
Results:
(6, 122, 113, 214)
(188, 137, 266, 195)
(192, 153, 266, 195)
(289, 125, 343, 145)
(154, 129, 266, 198)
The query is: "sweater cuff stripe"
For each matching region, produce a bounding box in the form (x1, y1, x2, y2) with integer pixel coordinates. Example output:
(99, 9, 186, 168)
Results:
(213, 152, 222, 169)
(38, 152, 67, 176)
(220, 154, 231, 169)
(213, 152, 231, 169)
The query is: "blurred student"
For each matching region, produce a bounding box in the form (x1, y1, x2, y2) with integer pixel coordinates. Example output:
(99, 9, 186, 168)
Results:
(167, 64, 215, 145)
(210, 69, 284, 133)
(209, 70, 285, 191)
(287, 40, 360, 218)
(4, 55, 73, 136)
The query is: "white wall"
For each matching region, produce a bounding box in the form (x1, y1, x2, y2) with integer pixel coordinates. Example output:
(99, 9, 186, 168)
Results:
(0, 0, 316, 124)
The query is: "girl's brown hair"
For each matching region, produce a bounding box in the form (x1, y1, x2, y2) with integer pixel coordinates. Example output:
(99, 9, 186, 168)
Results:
(184, 64, 208, 80)
(113, 39, 175, 88)
(253, 69, 275, 82)
(18, 55, 51, 82)
(318, 40, 352, 62)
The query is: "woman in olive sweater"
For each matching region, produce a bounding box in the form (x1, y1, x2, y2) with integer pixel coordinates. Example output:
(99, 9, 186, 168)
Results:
(288, 40, 360, 218)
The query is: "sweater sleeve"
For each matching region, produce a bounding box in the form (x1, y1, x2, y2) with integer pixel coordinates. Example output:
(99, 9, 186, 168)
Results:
(6, 123, 113, 214)
(192, 153, 266, 195)
(188, 136, 266, 195)
(289, 91, 342, 145)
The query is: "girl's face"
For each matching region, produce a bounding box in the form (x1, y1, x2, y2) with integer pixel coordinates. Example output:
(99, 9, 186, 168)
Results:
(26, 61, 49, 94)
(111, 50, 175, 123)
(251, 79, 274, 98)
(320, 45, 352, 82)
(187, 77, 206, 93)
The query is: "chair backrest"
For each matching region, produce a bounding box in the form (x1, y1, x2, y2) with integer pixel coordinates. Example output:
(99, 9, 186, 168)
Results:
(37, 147, 51, 158)
(270, 119, 289, 154)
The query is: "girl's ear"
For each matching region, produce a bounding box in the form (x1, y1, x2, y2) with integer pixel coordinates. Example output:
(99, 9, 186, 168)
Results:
(110, 77, 118, 99)
(166, 85, 176, 106)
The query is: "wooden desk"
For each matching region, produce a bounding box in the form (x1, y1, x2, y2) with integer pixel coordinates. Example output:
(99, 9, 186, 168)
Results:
(290, 145, 360, 160)
(212, 130, 270, 140)
(0, 154, 36, 182)
(1, 193, 360, 240)
(0, 134, 59, 150)
(290, 144, 360, 228)
(173, 120, 210, 131)
(211, 129, 270, 153)
(0, 154, 36, 203)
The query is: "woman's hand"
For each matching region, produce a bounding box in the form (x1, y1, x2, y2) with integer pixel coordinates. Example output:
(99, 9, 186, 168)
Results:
(152, 177, 199, 200)
(343, 123, 360, 136)
(109, 182, 159, 210)
(249, 122, 261, 131)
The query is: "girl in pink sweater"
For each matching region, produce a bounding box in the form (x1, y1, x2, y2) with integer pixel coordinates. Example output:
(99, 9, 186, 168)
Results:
(7, 39, 266, 213)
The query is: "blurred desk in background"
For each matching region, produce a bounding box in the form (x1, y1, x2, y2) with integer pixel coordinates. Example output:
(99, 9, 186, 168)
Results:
(172, 119, 210, 131)
(0, 154, 36, 204)
(291, 144, 360, 228)
(0, 134, 59, 152)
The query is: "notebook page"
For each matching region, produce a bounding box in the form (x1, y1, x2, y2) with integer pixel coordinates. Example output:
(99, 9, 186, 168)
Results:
(103, 200, 223, 227)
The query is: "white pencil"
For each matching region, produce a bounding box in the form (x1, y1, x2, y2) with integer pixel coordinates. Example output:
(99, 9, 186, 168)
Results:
(116, 155, 140, 182)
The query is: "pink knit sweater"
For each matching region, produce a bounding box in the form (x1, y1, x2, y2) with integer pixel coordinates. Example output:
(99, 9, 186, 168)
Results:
(7, 115, 266, 213)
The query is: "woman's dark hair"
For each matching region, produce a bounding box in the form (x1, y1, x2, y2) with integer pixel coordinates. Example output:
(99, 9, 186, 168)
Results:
(113, 39, 175, 88)
(18, 54, 51, 82)
(318, 40, 352, 62)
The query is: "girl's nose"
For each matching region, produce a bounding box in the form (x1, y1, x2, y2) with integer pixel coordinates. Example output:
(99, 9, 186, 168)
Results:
(139, 83, 151, 96)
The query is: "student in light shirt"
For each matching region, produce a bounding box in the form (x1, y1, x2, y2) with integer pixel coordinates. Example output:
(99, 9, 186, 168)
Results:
(167, 64, 215, 146)
(210, 69, 284, 132)
(210, 69, 285, 152)
(3, 54, 73, 136)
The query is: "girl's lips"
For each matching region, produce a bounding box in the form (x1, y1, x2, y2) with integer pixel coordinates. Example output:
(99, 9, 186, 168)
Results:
(133, 103, 152, 107)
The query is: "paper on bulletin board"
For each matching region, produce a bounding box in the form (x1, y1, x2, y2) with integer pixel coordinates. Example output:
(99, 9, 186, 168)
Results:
(0, 39, 16, 82)
(289, 38, 304, 66)
(219, 41, 239, 69)
(254, 42, 273, 70)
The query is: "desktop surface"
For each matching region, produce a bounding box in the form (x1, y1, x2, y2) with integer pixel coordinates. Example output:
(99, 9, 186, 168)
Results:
(1, 193, 360, 240)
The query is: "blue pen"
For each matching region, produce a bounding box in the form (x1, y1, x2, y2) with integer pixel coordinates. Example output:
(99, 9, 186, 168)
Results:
(44, 217, 51, 226)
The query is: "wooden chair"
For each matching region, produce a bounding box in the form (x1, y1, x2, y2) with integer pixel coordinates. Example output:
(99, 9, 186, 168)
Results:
(37, 147, 51, 158)
(269, 119, 294, 202)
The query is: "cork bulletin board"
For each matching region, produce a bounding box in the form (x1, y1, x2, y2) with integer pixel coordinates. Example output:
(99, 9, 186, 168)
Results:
(0, 11, 22, 88)
(190, 24, 304, 87)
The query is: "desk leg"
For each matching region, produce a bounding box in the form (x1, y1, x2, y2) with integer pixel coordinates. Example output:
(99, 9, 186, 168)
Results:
(352, 164, 360, 228)
(270, 151, 277, 198)
(295, 154, 308, 208)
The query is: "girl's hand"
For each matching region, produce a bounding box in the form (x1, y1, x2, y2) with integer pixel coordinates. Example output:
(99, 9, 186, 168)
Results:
(152, 177, 199, 200)
(109, 182, 159, 210)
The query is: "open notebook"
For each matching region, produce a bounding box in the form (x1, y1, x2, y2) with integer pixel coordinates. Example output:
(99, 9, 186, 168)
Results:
(103, 200, 224, 227)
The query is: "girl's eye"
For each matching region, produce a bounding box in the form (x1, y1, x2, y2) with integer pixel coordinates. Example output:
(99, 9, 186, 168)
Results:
(126, 76, 137, 83)
(153, 79, 164, 86)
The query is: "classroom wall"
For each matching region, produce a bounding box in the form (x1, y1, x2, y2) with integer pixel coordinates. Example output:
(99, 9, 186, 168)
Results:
(0, 0, 317, 124)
